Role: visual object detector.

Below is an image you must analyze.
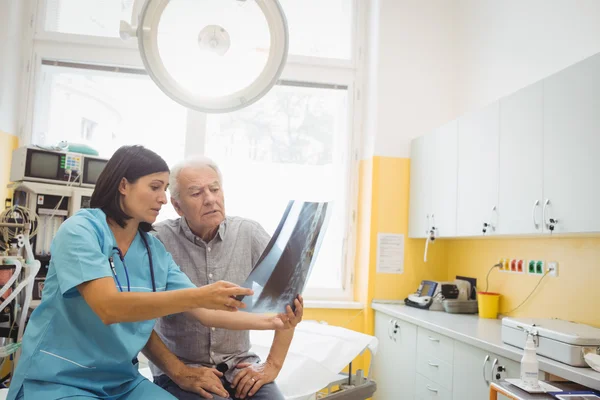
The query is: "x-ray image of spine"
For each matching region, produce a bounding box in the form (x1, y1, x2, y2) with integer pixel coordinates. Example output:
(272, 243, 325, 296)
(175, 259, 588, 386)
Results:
(240, 201, 331, 313)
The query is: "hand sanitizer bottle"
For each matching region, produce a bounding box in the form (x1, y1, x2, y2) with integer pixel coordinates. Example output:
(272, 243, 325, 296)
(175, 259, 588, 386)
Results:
(520, 333, 539, 389)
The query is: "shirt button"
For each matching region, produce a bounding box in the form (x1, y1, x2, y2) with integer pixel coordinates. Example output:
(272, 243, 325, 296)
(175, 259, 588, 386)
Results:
(212, 327, 216, 331)
(209, 273, 213, 279)
(207, 247, 211, 252)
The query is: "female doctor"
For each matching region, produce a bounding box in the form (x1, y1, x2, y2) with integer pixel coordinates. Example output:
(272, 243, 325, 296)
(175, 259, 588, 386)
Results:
(8, 145, 299, 400)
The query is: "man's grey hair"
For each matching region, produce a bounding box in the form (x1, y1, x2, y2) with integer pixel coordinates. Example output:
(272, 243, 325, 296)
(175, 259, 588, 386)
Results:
(169, 155, 223, 200)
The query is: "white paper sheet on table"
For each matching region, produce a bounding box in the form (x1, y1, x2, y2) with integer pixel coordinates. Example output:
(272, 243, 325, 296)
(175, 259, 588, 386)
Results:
(250, 321, 378, 400)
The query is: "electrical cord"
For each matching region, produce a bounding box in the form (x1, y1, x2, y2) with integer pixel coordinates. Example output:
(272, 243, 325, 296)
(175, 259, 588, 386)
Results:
(503, 271, 549, 315)
(484, 262, 502, 293)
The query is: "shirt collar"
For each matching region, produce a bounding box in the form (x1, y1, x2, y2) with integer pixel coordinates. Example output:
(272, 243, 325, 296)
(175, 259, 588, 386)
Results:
(179, 217, 227, 246)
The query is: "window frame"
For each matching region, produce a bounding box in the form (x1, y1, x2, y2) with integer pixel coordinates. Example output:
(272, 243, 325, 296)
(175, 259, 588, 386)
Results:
(19, 0, 365, 301)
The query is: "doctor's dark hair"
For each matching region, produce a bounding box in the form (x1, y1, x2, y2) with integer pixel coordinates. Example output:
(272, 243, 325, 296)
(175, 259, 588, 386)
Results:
(90, 145, 169, 232)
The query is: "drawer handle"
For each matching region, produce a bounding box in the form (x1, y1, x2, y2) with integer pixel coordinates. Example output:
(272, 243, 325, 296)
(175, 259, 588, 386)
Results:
(428, 336, 440, 342)
(426, 385, 439, 393)
(428, 361, 440, 368)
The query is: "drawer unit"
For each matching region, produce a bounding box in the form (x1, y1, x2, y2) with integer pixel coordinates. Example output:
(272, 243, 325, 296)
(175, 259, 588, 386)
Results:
(418, 326, 454, 364)
(416, 373, 452, 400)
(416, 352, 453, 391)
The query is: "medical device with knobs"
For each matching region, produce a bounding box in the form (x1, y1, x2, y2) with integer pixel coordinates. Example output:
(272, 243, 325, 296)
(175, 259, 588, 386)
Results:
(532, 199, 540, 230)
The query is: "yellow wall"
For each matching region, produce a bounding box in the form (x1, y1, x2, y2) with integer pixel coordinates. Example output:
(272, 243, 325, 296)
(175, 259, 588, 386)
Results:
(447, 237, 600, 327)
(368, 156, 447, 307)
(366, 154, 600, 330)
(0, 130, 19, 203)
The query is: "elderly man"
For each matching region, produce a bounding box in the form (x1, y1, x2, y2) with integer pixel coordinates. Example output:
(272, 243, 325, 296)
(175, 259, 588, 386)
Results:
(144, 156, 302, 400)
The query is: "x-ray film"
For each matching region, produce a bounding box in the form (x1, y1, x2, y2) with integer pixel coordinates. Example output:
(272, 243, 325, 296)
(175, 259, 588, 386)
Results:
(237, 200, 331, 313)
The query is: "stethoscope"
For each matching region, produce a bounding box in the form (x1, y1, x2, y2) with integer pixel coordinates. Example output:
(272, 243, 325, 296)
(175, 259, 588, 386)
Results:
(108, 229, 156, 292)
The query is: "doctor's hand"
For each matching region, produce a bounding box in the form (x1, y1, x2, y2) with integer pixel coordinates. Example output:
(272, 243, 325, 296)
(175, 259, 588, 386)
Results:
(272, 295, 304, 330)
(197, 281, 253, 312)
(232, 360, 280, 399)
(172, 365, 228, 399)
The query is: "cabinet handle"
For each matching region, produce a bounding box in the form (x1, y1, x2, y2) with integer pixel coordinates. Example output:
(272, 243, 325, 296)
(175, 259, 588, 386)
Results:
(483, 206, 497, 235)
(543, 199, 558, 233)
(491, 358, 498, 384)
(428, 336, 440, 342)
(532, 200, 540, 230)
(387, 319, 393, 340)
(482, 355, 490, 386)
(428, 361, 440, 368)
(425, 214, 430, 235)
(426, 385, 438, 393)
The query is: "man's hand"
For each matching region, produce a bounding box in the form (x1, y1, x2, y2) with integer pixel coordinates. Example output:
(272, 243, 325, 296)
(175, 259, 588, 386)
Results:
(232, 360, 280, 399)
(272, 295, 304, 330)
(172, 365, 229, 399)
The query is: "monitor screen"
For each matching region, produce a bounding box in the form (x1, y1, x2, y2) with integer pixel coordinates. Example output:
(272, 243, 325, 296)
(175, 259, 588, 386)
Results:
(30, 152, 59, 179)
(85, 159, 106, 184)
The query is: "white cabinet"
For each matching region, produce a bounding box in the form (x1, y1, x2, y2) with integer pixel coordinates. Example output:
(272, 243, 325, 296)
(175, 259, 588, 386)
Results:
(431, 122, 458, 238)
(409, 53, 600, 238)
(373, 312, 417, 400)
(497, 82, 544, 235)
(409, 135, 430, 239)
(457, 102, 500, 237)
(543, 53, 600, 234)
(452, 341, 522, 400)
(408, 121, 458, 239)
(452, 341, 490, 399)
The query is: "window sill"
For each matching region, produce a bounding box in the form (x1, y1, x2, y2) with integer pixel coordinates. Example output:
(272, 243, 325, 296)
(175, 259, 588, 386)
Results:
(303, 300, 364, 310)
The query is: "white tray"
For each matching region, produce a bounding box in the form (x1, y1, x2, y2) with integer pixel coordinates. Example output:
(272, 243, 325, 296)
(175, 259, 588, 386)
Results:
(506, 378, 562, 393)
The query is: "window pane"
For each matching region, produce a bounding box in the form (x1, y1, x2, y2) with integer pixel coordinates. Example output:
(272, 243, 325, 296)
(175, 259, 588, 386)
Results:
(43, 0, 354, 59)
(44, 0, 132, 38)
(32, 62, 186, 222)
(280, 0, 353, 59)
(205, 82, 350, 290)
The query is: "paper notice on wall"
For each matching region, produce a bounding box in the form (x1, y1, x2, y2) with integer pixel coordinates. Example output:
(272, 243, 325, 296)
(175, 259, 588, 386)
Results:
(376, 233, 404, 274)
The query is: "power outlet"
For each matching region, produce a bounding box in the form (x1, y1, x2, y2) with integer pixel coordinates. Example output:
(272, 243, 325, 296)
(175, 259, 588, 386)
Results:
(547, 261, 559, 277)
(535, 260, 545, 275)
(528, 260, 545, 275)
(527, 260, 536, 274)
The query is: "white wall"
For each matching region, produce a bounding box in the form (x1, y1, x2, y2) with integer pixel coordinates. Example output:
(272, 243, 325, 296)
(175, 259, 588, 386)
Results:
(366, 0, 456, 159)
(0, 0, 26, 135)
(365, 0, 600, 158)
(455, 0, 600, 115)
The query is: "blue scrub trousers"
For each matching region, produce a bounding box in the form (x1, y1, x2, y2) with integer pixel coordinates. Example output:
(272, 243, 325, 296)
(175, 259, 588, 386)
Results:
(15, 379, 177, 400)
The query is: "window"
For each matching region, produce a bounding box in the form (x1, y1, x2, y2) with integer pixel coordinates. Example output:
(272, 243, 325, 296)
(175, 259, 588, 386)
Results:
(24, 0, 361, 300)
(205, 81, 350, 290)
(43, 0, 133, 38)
(32, 61, 187, 221)
(42, 0, 355, 60)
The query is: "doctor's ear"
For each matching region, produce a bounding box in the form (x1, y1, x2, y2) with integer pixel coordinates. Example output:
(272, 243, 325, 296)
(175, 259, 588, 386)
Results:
(118, 178, 130, 196)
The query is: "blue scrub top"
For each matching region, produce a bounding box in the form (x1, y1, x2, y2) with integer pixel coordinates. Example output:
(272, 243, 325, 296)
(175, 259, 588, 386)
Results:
(8, 208, 196, 399)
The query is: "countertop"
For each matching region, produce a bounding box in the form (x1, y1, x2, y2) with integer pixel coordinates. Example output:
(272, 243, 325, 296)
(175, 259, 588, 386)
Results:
(371, 301, 600, 391)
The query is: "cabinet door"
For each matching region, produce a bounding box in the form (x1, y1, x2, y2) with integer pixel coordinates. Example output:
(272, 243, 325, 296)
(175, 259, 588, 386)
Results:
(457, 102, 500, 237)
(373, 312, 417, 400)
(497, 82, 544, 235)
(543, 53, 600, 234)
(431, 121, 458, 238)
(409, 135, 432, 239)
(452, 341, 491, 400)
